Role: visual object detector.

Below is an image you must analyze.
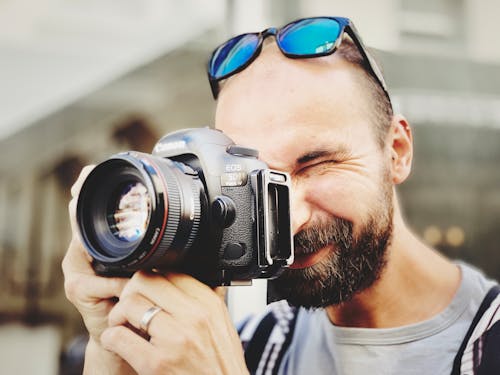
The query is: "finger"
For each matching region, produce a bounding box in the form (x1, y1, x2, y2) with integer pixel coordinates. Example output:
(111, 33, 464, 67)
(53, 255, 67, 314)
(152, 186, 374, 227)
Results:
(68, 199, 90, 253)
(63, 239, 129, 303)
(67, 185, 92, 264)
(121, 271, 232, 341)
(165, 272, 221, 302)
(64, 272, 129, 304)
(68, 165, 94, 237)
(70, 165, 95, 198)
(100, 326, 159, 374)
(165, 274, 234, 323)
(162, 273, 243, 349)
(108, 293, 170, 333)
(214, 286, 228, 301)
(165, 273, 236, 332)
(62, 235, 96, 275)
(120, 271, 197, 318)
(109, 292, 209, 352)
(68, 197, 78, 234)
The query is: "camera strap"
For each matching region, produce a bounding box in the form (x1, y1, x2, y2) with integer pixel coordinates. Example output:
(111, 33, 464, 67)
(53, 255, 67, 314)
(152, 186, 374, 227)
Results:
(451, 284, 500, 375)
(239, 300, 298, 375)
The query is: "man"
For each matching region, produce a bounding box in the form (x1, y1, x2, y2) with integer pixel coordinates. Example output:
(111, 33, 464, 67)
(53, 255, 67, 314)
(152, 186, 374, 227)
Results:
(63, 16, 499, 374)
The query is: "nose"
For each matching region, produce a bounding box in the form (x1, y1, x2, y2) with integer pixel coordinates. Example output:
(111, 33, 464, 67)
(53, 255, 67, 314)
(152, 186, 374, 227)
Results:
(290, 183, 312, 235)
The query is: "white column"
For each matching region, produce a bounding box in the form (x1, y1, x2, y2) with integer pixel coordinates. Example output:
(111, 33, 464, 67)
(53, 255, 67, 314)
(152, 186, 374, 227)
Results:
(227, 279, 268, 323)
(228, 0, 270, 35)
(465, 0, 500, 63)
(299, 0, 400, 50)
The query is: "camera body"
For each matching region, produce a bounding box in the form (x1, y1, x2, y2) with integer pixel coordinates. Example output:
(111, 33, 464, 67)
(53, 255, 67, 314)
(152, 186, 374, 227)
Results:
(77, 127, 294, 285)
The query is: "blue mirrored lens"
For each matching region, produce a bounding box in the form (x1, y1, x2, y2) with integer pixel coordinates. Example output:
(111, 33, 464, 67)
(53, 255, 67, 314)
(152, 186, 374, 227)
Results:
(278, 18, 341, 55)
(210, 34, 260, 78)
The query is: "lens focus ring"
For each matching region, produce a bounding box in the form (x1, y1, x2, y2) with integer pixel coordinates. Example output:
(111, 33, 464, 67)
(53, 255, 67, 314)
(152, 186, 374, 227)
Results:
(136, 156, 203, 270)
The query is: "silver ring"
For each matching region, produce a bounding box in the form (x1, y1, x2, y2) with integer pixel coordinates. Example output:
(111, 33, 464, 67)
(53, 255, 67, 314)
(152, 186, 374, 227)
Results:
(139, 305, 163, 336)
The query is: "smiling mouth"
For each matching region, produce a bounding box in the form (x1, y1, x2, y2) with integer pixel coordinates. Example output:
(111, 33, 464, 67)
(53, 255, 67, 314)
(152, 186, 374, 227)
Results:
(289, 245, 332, 269)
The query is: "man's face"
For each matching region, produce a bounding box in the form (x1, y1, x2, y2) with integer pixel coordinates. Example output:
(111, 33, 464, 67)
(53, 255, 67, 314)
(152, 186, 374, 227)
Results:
(215, 43, 394, 308)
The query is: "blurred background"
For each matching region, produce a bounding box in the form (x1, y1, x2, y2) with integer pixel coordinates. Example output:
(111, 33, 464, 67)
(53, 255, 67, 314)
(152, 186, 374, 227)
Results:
(1, 0, 499, 373)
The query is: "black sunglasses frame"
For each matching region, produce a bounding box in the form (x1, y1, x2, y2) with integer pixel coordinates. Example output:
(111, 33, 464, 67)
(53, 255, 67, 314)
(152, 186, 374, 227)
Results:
(207, 16, 390, 106)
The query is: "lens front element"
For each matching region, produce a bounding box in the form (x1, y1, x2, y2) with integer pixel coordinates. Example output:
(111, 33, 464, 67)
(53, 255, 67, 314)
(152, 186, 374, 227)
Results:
(108, 182, 151, 242)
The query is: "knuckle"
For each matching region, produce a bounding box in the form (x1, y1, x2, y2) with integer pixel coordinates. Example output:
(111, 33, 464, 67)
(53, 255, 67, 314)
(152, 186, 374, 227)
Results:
(81, 165, 94, 174)
(129, 270, 148, 287)
(192, 309, 210, 330)
(177, 331, 191, 348)
(109, 278, 127, 297)
(119, 292, 140, 311)
(106, 326, 127, 343)
(107, 302, 122, 326)
(177, 329, 200, 354)
(64, 276, 83, 302)
(61, 254, 69, 273)
(70, 165, 95, 197)
(150, 353, 172, 374)
(121, 273, 140, 294)
(126, 271, 161, 295)
(107, 276, 120, 290)
(67, 198, 76, 215)
(70, 181, 81, 199)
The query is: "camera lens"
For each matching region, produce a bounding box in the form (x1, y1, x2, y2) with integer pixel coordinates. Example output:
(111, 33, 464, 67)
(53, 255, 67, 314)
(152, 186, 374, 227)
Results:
(107, 182, 151, 242)
(77, 152, 204, 274)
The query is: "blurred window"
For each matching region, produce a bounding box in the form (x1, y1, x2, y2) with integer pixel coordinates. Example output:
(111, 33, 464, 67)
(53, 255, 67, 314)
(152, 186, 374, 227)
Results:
(399, 0, 465, 55)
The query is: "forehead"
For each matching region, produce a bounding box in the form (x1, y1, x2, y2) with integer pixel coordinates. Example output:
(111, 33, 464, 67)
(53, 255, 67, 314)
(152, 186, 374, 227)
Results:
(214, 43, 376, 169)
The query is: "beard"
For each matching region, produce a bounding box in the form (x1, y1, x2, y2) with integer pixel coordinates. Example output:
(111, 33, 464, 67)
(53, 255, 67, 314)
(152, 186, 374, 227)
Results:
(272, 178, 394, 309)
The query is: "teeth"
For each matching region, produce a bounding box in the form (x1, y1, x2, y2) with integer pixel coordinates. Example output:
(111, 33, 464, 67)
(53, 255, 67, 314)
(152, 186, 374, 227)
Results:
(295, 247, 319, 256)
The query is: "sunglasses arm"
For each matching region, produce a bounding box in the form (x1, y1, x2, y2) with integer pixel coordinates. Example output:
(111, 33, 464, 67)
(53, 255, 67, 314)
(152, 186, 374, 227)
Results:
(345, 23, 392, 106)
(208, 75, 219, 99)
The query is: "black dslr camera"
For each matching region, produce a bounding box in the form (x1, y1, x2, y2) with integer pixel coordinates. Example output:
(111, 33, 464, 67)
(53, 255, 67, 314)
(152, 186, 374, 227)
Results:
(77, 127, 294, 285)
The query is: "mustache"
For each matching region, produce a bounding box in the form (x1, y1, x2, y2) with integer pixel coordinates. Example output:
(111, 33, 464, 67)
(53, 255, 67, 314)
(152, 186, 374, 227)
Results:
(293, 217, 353, 255)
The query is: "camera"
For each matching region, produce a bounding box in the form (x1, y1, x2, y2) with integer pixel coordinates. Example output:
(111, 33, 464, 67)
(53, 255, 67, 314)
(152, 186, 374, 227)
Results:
(76, 127, 294, 285)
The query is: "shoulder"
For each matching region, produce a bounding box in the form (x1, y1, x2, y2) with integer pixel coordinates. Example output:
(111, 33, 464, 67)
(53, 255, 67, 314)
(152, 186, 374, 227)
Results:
(458, 262, 497, 288)
(456, 262, 497, 313)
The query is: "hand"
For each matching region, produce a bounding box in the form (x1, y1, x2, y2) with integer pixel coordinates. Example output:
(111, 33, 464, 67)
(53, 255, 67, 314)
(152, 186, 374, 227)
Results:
(101, 271, 249, 375)
(62, 165, 133, 373)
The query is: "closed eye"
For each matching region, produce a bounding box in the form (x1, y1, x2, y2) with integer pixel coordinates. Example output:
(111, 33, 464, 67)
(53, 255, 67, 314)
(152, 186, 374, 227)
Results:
(296, 159, 341, 175)
(293, 147, 352, 176)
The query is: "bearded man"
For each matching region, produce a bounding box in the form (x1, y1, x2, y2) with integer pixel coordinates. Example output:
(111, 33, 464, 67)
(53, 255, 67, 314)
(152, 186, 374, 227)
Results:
(63, 16, 499, 375)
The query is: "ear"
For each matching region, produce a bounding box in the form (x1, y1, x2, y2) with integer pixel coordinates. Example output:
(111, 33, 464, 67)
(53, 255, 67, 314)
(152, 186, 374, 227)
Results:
(387, 115, 413, 185)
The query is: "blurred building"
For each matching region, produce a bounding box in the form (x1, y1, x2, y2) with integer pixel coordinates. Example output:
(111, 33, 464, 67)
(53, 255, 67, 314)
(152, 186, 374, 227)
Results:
(0, 0, 499, 374)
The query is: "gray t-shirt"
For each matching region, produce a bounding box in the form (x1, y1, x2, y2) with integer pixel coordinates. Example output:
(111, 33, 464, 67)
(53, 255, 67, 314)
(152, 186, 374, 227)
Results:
(278, 263, 495, 375)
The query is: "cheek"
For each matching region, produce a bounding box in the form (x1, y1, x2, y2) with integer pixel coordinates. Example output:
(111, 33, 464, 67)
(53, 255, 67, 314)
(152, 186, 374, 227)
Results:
(303, 173, 378, 225)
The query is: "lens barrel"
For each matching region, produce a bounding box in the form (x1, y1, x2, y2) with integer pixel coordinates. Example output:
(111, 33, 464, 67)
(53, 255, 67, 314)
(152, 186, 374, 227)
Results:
(77, 152, 203, 275)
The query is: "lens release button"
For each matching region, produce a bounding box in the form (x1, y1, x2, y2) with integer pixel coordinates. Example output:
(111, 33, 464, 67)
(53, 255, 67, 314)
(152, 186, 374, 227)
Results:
(224, 243, 246, 260)
(212, 196, 236, 227)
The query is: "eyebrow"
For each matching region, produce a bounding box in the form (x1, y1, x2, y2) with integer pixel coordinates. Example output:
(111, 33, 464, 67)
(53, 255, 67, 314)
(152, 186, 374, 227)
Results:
(295, 146, 351, 166)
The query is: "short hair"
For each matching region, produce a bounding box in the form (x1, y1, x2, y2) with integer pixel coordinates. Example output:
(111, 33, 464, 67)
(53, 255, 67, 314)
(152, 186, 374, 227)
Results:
(336, 37, 393, 147)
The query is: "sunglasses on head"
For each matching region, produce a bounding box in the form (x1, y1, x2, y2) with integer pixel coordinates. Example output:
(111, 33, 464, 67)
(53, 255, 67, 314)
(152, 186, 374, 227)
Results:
(207, 16, 390, 103)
